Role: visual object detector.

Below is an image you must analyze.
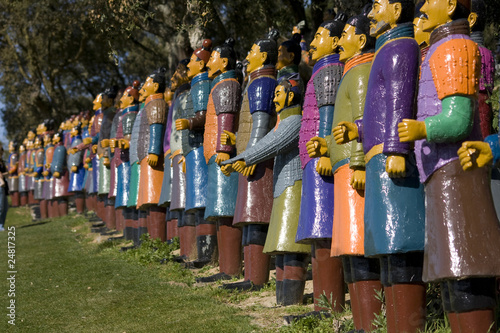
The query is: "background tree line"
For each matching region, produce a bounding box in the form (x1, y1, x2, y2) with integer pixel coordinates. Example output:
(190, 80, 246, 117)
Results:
(1, 0, 499, 143)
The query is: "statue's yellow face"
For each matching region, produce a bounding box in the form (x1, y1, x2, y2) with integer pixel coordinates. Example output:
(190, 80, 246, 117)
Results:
(93, 94, 103, 111)
(19, 145, 25, 153)
(8, 141, 14, 153)
(368, 0, 401, 37)
(276, 45, 295, 71)
(52, 135, 61, 145)
(139, 77, 157, 102)
(413, 16, 431, 47)
(38, 123, 47, 135)
(43, 134, 51, 146)
(273, 85, 294, 113)
(92, 94, 102, 111)
(421, 0, 454, 32)
(245, 44, 267, 74)
(171, 64, 189, 91)
(207, 51, 227, 79)
(164, 87, 173, 104)
(28, 130, 35, 141)
(310, 27, 338, 62)
(339, 24, 364, 63)
(34, 137, 41, 148)
(187, 54, 205, 79)
(120, 91, 134, 109)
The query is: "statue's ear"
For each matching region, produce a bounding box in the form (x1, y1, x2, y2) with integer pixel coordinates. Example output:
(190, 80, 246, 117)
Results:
(468, 11, 477, 29)
(447, 0, 458, 18)
(222, 57, 229, 70)
(358, 34, 367, 51)
(331, 36, 340, 52)
(261, 51, 268, 64)
(393, 2, 402, 23)
(287, 92, 295, 107)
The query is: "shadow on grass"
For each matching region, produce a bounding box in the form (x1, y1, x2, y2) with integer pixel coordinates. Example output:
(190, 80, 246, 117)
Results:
(18, 221, 50, 228)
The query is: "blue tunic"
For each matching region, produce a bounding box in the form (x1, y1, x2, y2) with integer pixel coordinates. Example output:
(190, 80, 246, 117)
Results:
(184, 73, 210, 212)
(204, 155, 239, 219)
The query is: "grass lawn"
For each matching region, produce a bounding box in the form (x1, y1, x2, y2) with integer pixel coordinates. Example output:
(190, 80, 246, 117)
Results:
(0, 206, 253, 332)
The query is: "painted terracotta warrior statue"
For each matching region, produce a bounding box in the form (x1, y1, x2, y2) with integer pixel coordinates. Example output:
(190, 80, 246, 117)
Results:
(400, 0, 500, 331)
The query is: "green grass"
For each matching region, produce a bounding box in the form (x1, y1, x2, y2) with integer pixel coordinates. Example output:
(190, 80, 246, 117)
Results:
(0, 207, 253, 332)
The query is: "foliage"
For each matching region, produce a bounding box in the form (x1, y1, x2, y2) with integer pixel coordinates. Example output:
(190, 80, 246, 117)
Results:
(0, 0, 356, 143)
(2, 0, 500, 151)
(278, 314, 342, 333)
(280, 282, 454, 333)
(121, 233, 180, 264)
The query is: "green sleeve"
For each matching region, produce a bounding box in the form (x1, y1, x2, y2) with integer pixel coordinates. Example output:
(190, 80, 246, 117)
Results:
(425, 95, 474, 143)
(324, 135, 331, 158)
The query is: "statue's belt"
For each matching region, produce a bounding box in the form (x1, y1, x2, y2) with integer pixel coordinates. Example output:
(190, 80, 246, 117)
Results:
(365, 143, 383, 164)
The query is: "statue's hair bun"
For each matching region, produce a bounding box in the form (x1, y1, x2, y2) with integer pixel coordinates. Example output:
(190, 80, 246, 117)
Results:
(224, 38, 235, 48)
(335, 12, 348, 23)
(202, 39, 212, 51)
(267, 29, 280, 42)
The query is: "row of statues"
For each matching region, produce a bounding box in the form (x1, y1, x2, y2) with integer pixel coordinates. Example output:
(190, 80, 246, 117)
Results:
(5, 0, 500, 331)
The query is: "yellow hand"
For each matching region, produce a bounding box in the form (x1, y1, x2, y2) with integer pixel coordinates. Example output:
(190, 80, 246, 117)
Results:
(84, 164, 89, 170)
(178, 156, 186, 173)
(53, 171, 61, 178)
(386, 155, 406, 178)
(215, 152, 230, 165)
(232, 161, 246, 173)
(71, 166, 78, 172)
(176, 119, 189, 130)
(92, 145, 98, 154)
(457, 141, 494, 171)
(103, 158, 110, 167)
(306, 136, 328, 158)
(350, 169, 365, 190)
(398, 119, 427, 142)
(241, 164, 256, 177)
(82, 137, 92, 145)
(221, 164, 234, 177)
(119, 139, 129, 149)
(316, 156, 332, 176)
(147, 154, 159, 167)
(42, 171, 49, 177)
(333, 121, 359, 144)
(220, 130, 236, 146)
(100, 139, 110, 148)
(109, 139, 116, 153)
